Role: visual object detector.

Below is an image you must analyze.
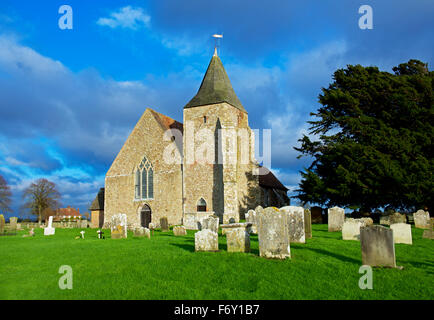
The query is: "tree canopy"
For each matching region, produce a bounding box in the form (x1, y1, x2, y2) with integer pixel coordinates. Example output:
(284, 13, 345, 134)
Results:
(294, 59, 433, 212)
(0, 175, 12, 214)
(22, 178, 61, 223)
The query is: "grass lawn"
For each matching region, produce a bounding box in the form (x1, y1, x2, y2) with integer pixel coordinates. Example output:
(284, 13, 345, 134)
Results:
(0, 224, 433, 300)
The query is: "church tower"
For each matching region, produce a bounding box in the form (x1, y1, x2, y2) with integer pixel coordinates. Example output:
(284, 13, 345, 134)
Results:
(182, 49, 260, 223)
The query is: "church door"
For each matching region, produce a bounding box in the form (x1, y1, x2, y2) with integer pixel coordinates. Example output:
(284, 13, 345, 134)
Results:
(140, 204, 152, 228)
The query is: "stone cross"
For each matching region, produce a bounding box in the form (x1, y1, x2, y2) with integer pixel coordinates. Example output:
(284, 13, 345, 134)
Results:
(80, 231, 85, 239)
(97, 230, 105, 239)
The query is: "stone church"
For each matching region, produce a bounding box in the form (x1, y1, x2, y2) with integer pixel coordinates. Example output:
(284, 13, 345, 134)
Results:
(91, 49, 289, 229)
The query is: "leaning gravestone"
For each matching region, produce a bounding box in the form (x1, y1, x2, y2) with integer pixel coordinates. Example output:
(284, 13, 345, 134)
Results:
(110, 213, 127, 239)
(328, 207, 345, 232)
(201, 216, 219, 234)
(257, 207, 290, 259)
(390, 223, 412, 245)
(280, 206, 305, 243)
(160, 217, 169, 232)
(360, 225, 396, 268)
(342, 218, 367, 241)
(414, 210, 430, 229)
(195, 229, 219, 252)
(304, 209, 312, 239)
(0, 214, 5, 233)
(9, 217, 18, 231)
(173, 226, 187, 236)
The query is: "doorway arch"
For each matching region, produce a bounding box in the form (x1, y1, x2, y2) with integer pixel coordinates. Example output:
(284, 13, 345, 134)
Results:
(140, 204, 152, 228)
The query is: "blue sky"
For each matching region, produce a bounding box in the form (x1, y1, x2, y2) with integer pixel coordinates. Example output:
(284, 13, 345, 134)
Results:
(0, 0, 433, 219)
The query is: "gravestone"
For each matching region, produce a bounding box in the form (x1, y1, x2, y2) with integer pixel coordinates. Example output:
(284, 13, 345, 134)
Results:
(311, 206, 323, 224)
(226, 228, 250, 253)
(110, 213, 127, 239)
(201, 216, 219, 234)
(22, 228, 35, 238)
(9, 217, 18, 231)
(390, 223, 412, 245)
(134, 227, 150, 238)
(280, 206, 305, 243)
(97, 230, 105, 239)
(360, 225, 396, 268)
(328, 207, 345, 232)
(359, 217, 373, 226)
(44, 216, 55, 236)
(414, 210, 430, 229)
(304, 209, 312, 239)
(380, 212, 406, 226)
(160, 217, 169, 232)
(342, 218, 367, 241)
(220, 223, 252, 253)
(257, 207, 290, 259)
(195, 229, 219, 252)
(0, 214, 5, 233)
(80, 231, 85, 239)
(245, 210, 257, 234)
(422, 219, 434, 239)
(173, 226, 187, 236)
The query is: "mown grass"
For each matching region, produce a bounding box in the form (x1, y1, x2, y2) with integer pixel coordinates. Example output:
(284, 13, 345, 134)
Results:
(0, 225, 433, 300)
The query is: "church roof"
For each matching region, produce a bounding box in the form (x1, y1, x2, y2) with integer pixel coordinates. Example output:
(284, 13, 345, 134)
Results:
(259, 168, 288, 191)
(184, 51, 246, 113)
(148, 108, 183, 133)
(89, 188, 105, 211)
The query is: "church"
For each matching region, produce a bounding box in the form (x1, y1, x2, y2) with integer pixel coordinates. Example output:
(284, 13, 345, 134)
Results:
(90, 49, 289, 229)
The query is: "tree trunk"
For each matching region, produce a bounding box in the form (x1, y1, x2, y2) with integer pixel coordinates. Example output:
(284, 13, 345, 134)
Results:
(38, 206, 41, 225)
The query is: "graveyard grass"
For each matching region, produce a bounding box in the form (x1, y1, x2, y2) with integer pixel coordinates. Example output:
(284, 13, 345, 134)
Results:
(1, 225, 433, 300)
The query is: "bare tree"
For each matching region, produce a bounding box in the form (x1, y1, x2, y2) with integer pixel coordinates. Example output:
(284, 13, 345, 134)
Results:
(0, 175, 12, 214)
(22, 178, 61, 224)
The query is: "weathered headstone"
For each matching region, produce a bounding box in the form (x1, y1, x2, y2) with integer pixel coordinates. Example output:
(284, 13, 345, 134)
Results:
(245, 209, 257, 233)
(134, 227, 150, 238)
(160, 217, 169, 232)
(226, 228, 250, 253)
(220, 223, 252, 253)
(304, 209, 312, 239)
(0, 214, 5, 233)
(22, 228, 35, 238)
(173, 225, 187, 236)
(390, 223, 412, 245)
(359, 217, 373, 226)
(9, 217, 18, 231)
(342, 218, 367, 241)
(360, 225, 396, 268)
(328, 207, 345, 232)
(44, 216, 55, 236)
(201, 216, 219, 234)
(311, 206, 323, 224)
(414, 210, 430, 229)
(195, 229, 219, 252)
(380, 212, 406, 225)
(422, 219, 434, 239)
(110, 213, 127, 239)
(280, 206, 305, 243)
(257, 207, 290, 259)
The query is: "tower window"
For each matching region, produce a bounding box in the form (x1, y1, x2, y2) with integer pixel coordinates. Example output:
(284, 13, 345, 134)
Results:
(203, 116, 207, 123)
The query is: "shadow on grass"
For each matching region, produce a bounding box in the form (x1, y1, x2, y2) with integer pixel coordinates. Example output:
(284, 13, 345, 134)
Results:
(302, 247, 360, 264)
(170, 243, 195, 252)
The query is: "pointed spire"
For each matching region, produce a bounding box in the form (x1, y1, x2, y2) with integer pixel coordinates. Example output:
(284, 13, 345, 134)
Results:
(184, 53, 246, 113)
(213, 46, 218, 57)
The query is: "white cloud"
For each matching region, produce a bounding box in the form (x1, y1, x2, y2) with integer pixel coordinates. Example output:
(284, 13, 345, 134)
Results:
(97, 6, 151, 30)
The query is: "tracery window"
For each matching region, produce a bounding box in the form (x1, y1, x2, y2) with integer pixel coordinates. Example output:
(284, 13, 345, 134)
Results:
(135, 156, 154, 200)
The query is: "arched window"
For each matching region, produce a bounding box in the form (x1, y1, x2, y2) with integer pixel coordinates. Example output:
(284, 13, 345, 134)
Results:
(135, 156, 154, 200)
(197, 198, 207, 212)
